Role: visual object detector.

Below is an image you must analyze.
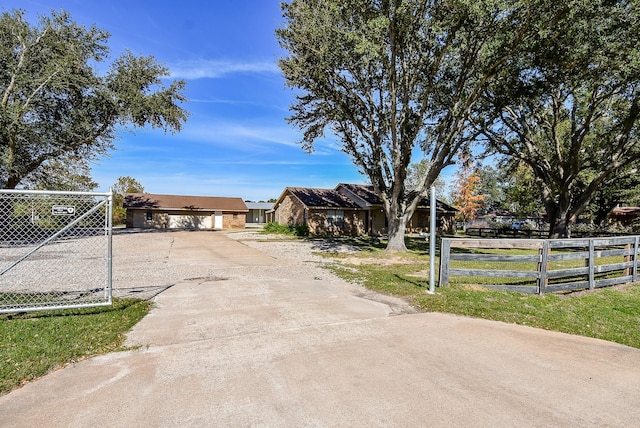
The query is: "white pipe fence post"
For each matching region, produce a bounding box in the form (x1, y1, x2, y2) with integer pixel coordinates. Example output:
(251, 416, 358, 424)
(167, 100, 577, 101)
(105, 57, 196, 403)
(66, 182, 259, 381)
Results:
(429, 186, 436, 294)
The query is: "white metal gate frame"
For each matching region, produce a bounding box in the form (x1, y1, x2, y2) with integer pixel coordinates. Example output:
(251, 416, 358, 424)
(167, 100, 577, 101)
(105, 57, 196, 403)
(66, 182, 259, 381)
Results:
(0, 189, 113, 314)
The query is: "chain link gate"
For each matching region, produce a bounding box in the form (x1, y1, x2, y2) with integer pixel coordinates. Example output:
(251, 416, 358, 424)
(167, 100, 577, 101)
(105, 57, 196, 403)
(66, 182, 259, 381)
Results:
(0, 189, 113, 314)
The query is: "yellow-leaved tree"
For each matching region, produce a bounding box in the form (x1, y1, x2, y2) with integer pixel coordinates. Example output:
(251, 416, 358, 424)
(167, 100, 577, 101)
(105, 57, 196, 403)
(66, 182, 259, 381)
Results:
(451, 154, 484, 224)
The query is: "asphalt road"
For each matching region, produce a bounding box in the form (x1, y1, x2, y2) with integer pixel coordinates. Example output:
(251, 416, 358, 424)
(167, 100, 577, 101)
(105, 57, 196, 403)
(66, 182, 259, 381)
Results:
(1, 231, 639, 427)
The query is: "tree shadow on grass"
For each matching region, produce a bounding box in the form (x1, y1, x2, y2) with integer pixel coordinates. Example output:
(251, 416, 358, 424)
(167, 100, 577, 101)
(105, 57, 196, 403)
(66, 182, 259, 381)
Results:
(394, 273, 427, 288)
(308, 236, 387, 253)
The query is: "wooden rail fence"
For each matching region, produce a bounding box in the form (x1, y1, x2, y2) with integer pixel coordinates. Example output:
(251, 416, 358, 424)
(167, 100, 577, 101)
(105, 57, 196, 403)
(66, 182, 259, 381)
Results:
(439, 236, 640, 294)
(465, 227, 548, 238)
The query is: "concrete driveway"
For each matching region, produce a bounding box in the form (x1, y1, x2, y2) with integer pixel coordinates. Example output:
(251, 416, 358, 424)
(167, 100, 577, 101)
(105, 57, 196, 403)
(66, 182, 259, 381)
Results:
(1, 231, 639, 427)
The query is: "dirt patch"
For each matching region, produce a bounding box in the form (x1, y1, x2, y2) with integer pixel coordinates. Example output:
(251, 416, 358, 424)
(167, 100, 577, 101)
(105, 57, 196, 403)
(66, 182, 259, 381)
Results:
(326, 255, 416, 266)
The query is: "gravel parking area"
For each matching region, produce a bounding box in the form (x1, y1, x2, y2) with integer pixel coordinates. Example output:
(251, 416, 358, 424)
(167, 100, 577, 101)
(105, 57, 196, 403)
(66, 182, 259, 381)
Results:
(225, 230, 418, 315)
(110, 229, 348, 297)
(110, 229, 417, 315)
(226, 230, 361, 262)
(1, 228, 413, 312)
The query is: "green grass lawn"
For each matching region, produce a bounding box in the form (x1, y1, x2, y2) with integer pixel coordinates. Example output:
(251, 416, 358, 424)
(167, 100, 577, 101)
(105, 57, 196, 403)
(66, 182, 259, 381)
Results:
(321, 236, 640, 350)
(0, 298, 151, 395)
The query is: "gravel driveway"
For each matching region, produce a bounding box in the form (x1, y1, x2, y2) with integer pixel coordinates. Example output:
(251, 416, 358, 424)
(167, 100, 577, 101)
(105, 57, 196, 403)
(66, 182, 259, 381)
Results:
(112, 229, 416, 314)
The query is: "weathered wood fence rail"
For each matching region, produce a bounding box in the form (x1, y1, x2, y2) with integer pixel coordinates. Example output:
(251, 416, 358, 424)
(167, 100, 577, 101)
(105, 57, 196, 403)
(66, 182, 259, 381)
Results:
(465, 227, 630, 239)
(465, 227, 548, 238)
(439, 236, 640, 294)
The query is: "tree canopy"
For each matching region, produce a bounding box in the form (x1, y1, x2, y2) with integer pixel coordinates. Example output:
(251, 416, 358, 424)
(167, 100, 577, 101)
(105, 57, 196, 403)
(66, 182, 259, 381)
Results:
(22, 155, 98, 191)
(112, 176, 144, 224)
(477, 0, 640, 238)
(406, 159, 446, 200)
(0, 9, 188, 190)
(277, 0, 566, 251)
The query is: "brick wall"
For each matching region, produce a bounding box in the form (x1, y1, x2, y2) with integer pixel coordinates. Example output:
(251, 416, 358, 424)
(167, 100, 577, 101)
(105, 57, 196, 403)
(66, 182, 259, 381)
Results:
(306, 209, 366, 236)
(127, 209, 247, 229)
(275, 194, 305, 226)
(408, 210, 456, 234)
(223, 212, 246, 229)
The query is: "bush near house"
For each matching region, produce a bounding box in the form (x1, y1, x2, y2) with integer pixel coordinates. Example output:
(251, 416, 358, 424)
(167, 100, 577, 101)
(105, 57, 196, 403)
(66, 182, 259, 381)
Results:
(263, 222, 308, 236)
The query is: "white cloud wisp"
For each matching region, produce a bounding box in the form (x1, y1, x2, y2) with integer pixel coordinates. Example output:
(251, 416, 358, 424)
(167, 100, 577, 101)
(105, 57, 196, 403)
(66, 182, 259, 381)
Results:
(169, 59, 280, 79)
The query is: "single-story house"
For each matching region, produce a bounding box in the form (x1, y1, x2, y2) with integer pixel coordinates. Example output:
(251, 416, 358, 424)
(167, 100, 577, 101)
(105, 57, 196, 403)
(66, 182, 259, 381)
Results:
(268, 183, 457, 236)
(268, 186, 367, 236)
(245, 202, 274, 225)
(124, 193, 248, 230)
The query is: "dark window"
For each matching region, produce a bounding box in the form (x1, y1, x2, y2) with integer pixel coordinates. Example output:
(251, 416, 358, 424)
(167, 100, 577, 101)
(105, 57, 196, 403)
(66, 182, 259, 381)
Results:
(327, 210, 344, 227)
(146, 211, 153, 220)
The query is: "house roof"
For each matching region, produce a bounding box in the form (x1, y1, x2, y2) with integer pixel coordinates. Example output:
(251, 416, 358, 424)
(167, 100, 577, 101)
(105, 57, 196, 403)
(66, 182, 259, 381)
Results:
(418, 197, 458, 214)
(611, 206, 640, 217)
(285, 187, 362, 209)
(124, 193, 248, 212)
(337, 183, 457, 213)
(274, 183, 457, 214)
(337, 183, 383, 205)
(245, 202, 274, 210)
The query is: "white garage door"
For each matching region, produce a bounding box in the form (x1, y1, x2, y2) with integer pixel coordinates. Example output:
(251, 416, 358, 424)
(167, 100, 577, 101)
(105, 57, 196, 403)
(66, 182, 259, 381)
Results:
(168, 214, 212, 229)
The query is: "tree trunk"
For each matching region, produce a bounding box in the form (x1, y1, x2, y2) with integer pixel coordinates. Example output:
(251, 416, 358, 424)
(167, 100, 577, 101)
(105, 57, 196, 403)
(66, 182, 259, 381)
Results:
(549, 206, 572, 238)
(550, 217, 569, 239)
(386, 215, 408, 252)
(538, 178, 572, 239)
(6, 174, 20, 189)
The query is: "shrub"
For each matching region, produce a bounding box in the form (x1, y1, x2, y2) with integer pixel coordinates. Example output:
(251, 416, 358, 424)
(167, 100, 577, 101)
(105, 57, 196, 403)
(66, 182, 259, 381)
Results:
(519, 222, 533, 231)
(491, 221, 512, 231)
(294, 223, 309, 236)
(262, 222, 294, 235)
(262, 222, 310, 236)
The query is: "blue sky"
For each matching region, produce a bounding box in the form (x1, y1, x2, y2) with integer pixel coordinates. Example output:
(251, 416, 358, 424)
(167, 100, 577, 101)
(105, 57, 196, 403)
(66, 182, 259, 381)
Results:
(4, 1, 455, 201)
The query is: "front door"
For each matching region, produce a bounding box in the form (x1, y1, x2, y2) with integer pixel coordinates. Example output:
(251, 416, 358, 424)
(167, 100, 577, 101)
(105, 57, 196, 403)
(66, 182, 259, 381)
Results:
(214, 211, 223, 229)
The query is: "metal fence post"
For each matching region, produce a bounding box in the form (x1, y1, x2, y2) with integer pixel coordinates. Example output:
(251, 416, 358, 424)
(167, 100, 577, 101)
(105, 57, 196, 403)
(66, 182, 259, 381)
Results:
(429, 186, 436, 294)
(106, 189, 113, 303)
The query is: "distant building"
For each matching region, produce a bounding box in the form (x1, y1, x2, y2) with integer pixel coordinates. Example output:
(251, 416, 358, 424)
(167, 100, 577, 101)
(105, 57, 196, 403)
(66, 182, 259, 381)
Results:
(610, 206, 640, 227)
(245, 202, 274, 225)
(124, 193, 247, 230)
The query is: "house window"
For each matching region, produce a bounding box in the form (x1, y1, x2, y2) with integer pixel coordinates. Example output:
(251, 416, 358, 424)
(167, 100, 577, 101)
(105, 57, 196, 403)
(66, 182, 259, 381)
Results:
(327, 210, 344, 227)
(146, 211, 153, 221)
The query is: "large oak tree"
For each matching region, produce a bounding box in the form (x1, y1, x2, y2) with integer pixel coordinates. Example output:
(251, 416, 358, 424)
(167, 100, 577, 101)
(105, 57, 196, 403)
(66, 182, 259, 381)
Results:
(0, 9, 188, 190)
(477, 0, 640, 238)
(277, 0, 562, 251)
